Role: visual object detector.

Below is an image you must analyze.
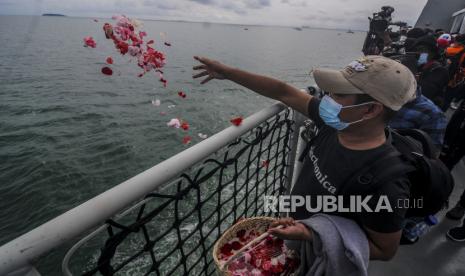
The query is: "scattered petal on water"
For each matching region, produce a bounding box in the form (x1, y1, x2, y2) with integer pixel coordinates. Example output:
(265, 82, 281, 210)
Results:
(198, 133, 208, 139)
(178, 91, 186, 98)
(151, 99, 161, 106)
(181, 121, 189, 131)
(106, 56, 114, 64)
(164, 42, 171, 46)
(167, 118, 181, 128)
(182, 136, 192, 144)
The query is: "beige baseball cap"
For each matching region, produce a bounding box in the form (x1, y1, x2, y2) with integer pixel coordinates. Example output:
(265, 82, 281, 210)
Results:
(313, 55, 417, 111)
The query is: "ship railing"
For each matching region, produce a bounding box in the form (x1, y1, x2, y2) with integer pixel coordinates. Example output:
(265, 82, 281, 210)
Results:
(0, 100, 312, 275)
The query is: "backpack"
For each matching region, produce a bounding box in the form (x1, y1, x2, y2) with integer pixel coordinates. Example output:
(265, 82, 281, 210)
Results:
(299, 128, 454, 218)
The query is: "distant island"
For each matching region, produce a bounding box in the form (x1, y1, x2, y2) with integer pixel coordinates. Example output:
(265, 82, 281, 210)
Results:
(42, 13, 66, 17)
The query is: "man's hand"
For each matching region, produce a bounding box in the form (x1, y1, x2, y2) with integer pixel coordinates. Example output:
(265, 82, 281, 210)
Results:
(193, 56, 229, 84)
(268, 217, 313, 241)
(364, 227, 401, 261)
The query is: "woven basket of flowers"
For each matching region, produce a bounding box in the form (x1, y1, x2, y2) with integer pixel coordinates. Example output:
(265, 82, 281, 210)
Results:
(213, 217, 300, 276)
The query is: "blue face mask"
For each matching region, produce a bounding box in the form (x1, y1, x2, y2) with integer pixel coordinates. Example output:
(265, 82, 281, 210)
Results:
(417, 53, 429, 66)
(319, 95, 373, 130)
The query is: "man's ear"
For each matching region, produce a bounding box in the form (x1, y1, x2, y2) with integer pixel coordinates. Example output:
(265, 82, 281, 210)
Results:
(363, 102, 384, 120)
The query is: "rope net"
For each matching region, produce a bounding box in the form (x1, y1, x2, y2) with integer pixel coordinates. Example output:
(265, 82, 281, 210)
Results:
(67, 108, 294, 275)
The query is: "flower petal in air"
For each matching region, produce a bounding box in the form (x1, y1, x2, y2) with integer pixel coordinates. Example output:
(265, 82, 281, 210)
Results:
(160, 78, 168, 87)
(230, 117, 243, 126)
(106, 56, 114, 64)
(101, 67, 113, 75)
(178, 91, 186, 98)
(83, 36, 97, 48)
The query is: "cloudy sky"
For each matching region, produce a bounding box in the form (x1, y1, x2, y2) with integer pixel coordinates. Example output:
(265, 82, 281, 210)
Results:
(0, 0, 428, 30)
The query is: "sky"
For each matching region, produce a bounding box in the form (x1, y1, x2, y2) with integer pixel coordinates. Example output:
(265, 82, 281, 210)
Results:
(0, 0, 428, 30)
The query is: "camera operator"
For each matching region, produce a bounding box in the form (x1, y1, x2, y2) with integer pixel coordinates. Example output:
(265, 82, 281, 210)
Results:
(363, 6, 395, 55)
(363, 6, 409, 56)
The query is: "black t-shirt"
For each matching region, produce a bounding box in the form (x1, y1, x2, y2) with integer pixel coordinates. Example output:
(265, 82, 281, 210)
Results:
(290, 98, 410, 233)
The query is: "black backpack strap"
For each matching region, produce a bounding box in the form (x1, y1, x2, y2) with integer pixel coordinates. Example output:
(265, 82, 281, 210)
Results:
(340, 148, 414, 195)
(343, 152, 416, 195)
(393, 128, 438, 159)
(341, 129, 419, 195)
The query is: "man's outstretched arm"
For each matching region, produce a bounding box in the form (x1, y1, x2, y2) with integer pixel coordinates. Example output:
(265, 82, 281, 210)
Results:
(193, 56, 313, 116)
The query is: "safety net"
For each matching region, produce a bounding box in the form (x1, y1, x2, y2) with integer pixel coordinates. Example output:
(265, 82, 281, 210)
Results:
(66, 108, 295, 275)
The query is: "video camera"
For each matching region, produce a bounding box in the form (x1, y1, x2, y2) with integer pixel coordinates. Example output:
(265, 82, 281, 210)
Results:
(369, 6, 395, 34)
(362, 6, 409, 55)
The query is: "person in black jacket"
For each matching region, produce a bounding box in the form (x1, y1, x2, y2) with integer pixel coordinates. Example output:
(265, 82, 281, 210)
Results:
(409, 35, 449, 108)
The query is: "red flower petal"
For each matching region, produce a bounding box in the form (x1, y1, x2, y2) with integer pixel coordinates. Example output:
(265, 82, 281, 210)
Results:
(116, 41, 129, 55)
(178, 91, 186, 98)
(182, 136, 192, 144)
(261, 160, 270, 168)
(231, 241, 242, 251)
(101, 67, 113, 75)
(236, 229, 246, 238)
(181, 122, 189, 131)
(106, 56, 113, 64)
(230, 117, 243, 126)
(264, 236, 274, 246)
(83, 36, 97, 48)
(262, 260, 272, 271)
(147, 40, 154, 44)
(220, 243, 232, 254)
(160, 78, 168, 87)
(103, 23, 113, 39)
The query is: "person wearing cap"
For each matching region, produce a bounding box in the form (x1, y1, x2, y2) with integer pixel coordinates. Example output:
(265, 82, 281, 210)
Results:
(193, 55, 416, 261)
